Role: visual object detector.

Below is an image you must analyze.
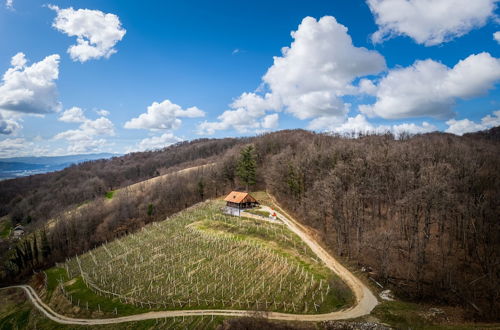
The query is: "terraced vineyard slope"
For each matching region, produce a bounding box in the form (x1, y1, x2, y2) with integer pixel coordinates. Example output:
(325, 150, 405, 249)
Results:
(61, 200, 352, 315)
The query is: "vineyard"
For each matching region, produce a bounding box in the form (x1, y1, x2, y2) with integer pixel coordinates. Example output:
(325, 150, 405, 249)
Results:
(61, 199, 352, 315)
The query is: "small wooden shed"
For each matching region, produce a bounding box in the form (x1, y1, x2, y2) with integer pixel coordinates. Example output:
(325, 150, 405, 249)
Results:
(224, 191, 259, 209)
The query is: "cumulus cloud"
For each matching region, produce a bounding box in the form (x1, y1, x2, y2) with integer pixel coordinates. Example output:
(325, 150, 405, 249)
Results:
(49, 5, 126, 62)
(0, 52, 61, 114)
(198, 108, 262, 135)
(55, 117, 114, 140)
(5, 0, 13, 10)
(0, 137, 54, 157)
(358, 78, 378, 95)
(0, 112, 22, 135)
(367, 0, 498, 46)
(263, 16, 385, 119)
(307, 115, 347, 131)
(446, 110, 500, 135)
(360, 53, 500, 119)
(132, 133, 183, 152)
(124, 99, 205, 131)
(199, 16, 386, 134)
(330, 114, 387, 135)
(494, 31, 500, 44)
(54, 110, 115, 153)
(392, 121, 437, 135)
(96, 109, 110, 116)
(58, 107, 86, 123)
(0, 138, 31, 157)
(329, 114, 436, 137)
(198, 108, 280, 134)
(261, 113, 279, 130)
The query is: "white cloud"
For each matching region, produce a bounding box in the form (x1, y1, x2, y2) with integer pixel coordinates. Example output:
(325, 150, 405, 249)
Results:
(261, 113, 279, 129)
(263, 16, 386, 120)
(330, 114, 387, 135)
(198, 108, 262, 135)
(0, 112, 21, 135)
(446, 110, 500, 135)
(367, 0, 498, 46)
(320, 114, 436, 137)
(0, 52, 61, 114)
(124, 99, 205, 131)
(307, 115, 347, 131)
(198, 16, 386, 134)
(96, 109, 110, 116)
(0, 137, 55, 158)
(494, 31, 500, 44)
(131, 133, 183, 152)
(49, 5, 126, 62)
(68, 138, 108, 154)
(58, 107, 86, 123)
(10, 53, 25, 67)
(54, 112, 115, 153)
(392, 121, 436, 135)
(358, 78, 378, 95)
(80, 117, 115, 136)
(360, 53, 500, 119)
(0, 138, 31, 157)
(5, 0, 13, 10)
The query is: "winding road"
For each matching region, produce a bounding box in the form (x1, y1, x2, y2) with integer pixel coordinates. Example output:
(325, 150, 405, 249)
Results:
(1, 195, 378, 325)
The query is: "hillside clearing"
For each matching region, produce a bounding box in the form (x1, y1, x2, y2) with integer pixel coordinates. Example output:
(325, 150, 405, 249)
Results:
(61, 199, 352, 315)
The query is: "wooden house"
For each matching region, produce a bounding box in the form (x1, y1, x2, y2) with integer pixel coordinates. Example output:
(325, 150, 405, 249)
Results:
(224, 191, 259, 209)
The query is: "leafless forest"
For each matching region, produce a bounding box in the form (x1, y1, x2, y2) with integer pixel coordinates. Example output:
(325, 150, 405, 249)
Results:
(0, 128, 498, 320)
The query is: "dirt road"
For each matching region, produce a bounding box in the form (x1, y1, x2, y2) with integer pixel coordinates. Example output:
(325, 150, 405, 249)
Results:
(1, 195, 378, 325)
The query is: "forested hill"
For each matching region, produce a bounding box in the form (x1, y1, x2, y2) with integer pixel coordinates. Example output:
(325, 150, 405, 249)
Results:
(1, 128, 498, 321)
(0, 137, 242, 222)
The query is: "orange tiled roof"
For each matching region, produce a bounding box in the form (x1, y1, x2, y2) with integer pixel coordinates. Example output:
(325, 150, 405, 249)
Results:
(224, 191, 257, 203)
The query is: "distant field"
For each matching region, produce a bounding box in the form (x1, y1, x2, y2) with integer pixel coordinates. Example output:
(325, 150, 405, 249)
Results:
(62, 199, 352, 315)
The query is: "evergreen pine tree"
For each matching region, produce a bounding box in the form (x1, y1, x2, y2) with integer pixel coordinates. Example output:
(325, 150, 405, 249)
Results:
(236, 145, 257, 191)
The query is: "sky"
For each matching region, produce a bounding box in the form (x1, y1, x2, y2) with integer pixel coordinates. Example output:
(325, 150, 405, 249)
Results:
(0, 0, 499, 157)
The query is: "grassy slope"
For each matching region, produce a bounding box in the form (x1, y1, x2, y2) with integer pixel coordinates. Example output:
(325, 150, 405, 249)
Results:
(0, 287, 225, 330)
(244, 208, 271, 218)
(59, 197, 352, 315)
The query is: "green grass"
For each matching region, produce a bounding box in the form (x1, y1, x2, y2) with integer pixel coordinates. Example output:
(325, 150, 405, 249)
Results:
(44, 267, 147, 317)
(244, 209, 271, 218)
(63, 198, 353, 315)
(0, 287, 225, 329)
(0, 218, 11, 238)
(45, 267, 69, 299)
(64, 276, 148, 316)
(104, 191, 115, 199)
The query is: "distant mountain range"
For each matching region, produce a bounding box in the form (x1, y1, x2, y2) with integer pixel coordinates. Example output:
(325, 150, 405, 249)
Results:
(0, 153, 119, 180)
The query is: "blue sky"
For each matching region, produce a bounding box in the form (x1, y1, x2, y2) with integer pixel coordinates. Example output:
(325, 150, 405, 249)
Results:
(0, 0, 499, 157)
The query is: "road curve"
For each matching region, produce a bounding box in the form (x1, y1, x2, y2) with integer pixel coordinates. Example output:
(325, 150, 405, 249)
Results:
(1, 195, 378, 325)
